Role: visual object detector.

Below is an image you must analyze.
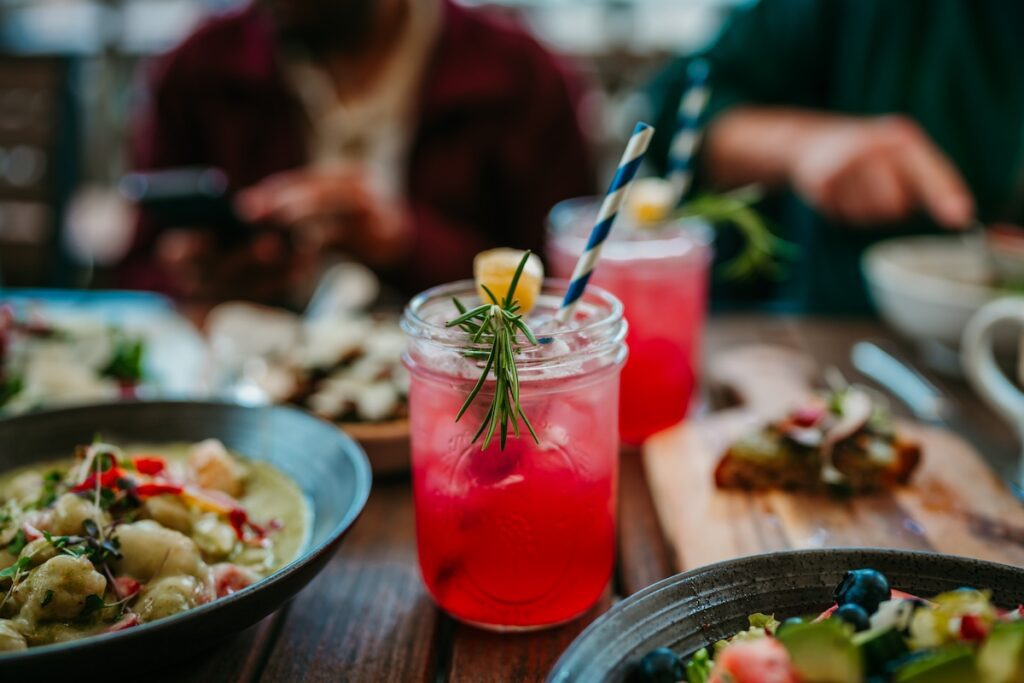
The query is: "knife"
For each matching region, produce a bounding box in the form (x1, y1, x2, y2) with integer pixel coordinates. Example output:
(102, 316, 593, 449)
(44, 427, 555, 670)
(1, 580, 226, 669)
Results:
(851, 340, 1024, 502)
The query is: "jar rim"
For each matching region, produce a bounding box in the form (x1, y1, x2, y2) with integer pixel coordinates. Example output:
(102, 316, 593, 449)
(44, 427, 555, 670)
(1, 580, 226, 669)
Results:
(401, 278, 626, 373)
(547, 195, 714, 256)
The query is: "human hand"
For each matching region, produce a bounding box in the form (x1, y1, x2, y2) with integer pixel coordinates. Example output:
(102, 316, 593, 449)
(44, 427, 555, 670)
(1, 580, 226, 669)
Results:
(154, 228, 309, 302)
(787, 115, 974, 228)
(234, 166, 412, 267)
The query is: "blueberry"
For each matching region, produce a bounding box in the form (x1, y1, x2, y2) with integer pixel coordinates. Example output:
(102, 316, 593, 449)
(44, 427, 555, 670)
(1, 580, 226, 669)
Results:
(833, 568, 890, 614)
(834, 603, 871, 632)
(636, 647, 683, 683)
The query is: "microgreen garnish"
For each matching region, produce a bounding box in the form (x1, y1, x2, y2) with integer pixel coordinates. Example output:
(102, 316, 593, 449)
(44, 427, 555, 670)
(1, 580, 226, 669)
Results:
(31, 469, 64, 509)
(0, 555, 31, 612)
(0, 556, 29, 580)
(80, 594, 105, 617)
(446, 251, 540, 450)
(44, 521, 122, 566)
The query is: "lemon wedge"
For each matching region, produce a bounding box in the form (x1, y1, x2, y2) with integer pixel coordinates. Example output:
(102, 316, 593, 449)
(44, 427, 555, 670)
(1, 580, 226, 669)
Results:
(626, 177, 677, 225)
(473, 248, 543, 314)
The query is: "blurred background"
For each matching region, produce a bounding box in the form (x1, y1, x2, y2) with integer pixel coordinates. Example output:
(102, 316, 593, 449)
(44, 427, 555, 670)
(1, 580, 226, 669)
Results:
(0, 0, 734, 289)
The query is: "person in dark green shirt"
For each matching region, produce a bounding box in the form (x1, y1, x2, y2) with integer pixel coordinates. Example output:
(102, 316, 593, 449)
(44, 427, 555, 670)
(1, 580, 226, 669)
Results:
(648, 0, 1024, 313)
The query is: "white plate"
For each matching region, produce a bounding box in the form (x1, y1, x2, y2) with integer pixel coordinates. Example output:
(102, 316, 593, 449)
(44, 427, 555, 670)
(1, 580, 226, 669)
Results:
(862, 236, 1018, 371)
(1, 291, 209, 408)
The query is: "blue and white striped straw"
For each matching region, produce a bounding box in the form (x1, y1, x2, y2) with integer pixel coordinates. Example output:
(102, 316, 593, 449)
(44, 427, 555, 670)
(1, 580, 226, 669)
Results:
(556, 121, 655, 324)
(666, 59, 711, 204)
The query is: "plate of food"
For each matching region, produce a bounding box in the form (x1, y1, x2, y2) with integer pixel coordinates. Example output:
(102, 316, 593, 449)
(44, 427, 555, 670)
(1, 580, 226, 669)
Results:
(862, 235, 1017, 374)
(548, 548, 1024, 682)
(206, 302, 409, 474)
(0, 401, 370, 676)
(714, 383, 922, 494)
(643, 344, 1024, 574)
(0, 291, 208, 414)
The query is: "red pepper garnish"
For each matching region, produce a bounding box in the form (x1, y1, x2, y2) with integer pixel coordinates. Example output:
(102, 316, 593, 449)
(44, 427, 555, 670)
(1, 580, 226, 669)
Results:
(792, 405, 826, 428)
(132, 456, 167, 476)
(228, 508, 248, 540)
(21, 522, 42, 541)
(227, 508, 279, 543)
(112, 576, 141, 600)
(960, 614, 989, 642)
(134, 482, 184, 497)
(70, 467, 126, 493)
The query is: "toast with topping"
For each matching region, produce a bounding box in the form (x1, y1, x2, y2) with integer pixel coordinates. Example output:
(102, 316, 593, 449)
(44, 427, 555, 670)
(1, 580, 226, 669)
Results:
(715, 388, 921, 493)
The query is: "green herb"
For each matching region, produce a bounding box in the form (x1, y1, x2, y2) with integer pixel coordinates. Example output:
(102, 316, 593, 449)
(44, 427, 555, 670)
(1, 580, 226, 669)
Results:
(102, 335, 145, 382)
(828, 388, 848, 416)
(6, 529, 26, 555)
(32, 469, 64, 509)
(0, 556, 29, 580)
(80, 594, 105, 617)
(97, 487, 119, 510)
(0, 554, 32, 612)
(44, 523, 122, 566)
(96, 452, 116, 472)
(41, 589, 54, 607)
(676, 185, 797, 282)
(446, 251, 540, 450)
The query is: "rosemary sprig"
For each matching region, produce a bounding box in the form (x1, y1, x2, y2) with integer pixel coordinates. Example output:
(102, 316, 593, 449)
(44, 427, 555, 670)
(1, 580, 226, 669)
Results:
(446, 251, 540, 450)
(675, 184, 797, 281)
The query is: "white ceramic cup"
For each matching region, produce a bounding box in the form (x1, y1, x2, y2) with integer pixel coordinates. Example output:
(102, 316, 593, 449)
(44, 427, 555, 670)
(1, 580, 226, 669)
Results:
(962, 297, 1024, 485)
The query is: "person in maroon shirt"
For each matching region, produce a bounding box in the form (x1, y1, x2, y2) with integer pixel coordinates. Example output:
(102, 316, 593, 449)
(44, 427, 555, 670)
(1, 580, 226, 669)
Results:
(122, 0, 594, 303)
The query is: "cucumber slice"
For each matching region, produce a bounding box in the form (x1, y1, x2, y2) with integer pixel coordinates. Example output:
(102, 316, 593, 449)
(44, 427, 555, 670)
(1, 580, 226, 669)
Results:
(854, 627, 909, 675)
(777, 619, 863, 683)
(893, 646, 977, 682)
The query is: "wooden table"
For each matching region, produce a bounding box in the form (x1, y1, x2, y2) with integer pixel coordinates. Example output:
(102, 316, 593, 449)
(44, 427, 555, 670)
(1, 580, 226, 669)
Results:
(158, 315, 1017, 683)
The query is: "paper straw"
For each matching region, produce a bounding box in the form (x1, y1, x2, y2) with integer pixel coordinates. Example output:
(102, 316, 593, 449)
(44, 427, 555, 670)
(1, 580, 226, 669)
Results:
(556, 122, 655, 324)
(666, 59, 711, 204)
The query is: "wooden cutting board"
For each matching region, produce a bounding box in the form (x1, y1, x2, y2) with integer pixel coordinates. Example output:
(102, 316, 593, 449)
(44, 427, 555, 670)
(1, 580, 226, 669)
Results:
(643, 345, 1024, 571)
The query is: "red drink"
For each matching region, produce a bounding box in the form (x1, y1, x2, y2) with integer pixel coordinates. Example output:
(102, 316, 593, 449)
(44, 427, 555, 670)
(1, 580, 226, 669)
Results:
(403, 281, 626, 630)
(548, 198, 711, 445)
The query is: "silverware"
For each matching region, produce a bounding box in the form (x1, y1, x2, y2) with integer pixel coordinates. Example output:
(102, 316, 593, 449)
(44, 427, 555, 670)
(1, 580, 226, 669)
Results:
(852, 340, 1024, 502)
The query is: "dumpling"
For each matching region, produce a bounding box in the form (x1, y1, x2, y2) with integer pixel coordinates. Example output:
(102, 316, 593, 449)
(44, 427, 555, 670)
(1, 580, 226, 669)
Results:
(111, 521, 209, 583)
(12, 555, 107, 622)
(0, 620, 26, 651)
(135, 575, 208, 622)
(49, 493, 111, 536)
(141, 495, 193, 534)
(191, 514, 236, 561)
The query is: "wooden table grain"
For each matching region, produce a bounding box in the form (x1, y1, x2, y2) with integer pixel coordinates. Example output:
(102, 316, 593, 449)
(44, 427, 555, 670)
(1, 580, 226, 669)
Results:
(159, 315, 1016, 682)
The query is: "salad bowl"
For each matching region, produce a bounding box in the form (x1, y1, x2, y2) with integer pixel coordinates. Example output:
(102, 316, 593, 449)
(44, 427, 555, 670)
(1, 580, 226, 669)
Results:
(548, 548, 1024, 682)
(0, 401, 371, 677)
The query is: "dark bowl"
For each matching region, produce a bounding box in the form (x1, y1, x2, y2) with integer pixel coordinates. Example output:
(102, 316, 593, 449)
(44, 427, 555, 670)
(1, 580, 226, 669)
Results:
(549, 548, 1024, 682)
(0, 401, 371, 677)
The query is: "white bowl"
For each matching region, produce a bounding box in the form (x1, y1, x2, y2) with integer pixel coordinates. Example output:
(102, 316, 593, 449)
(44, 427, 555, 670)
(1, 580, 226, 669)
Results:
(862, 235, 1014, 372)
